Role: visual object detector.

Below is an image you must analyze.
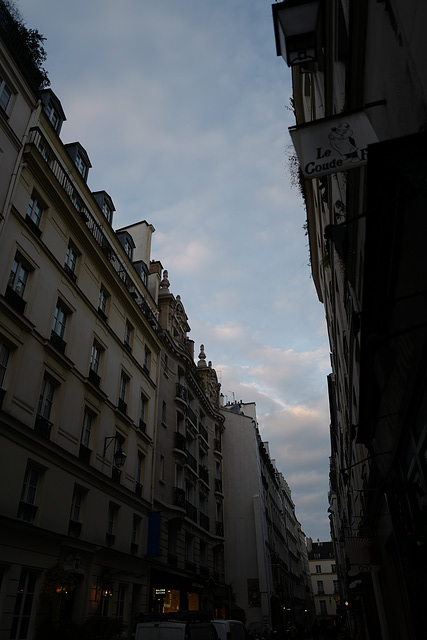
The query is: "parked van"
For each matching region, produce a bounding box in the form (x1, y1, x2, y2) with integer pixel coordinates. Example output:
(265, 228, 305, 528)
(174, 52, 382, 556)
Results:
(212, 620, 248, 640)
(135, 618, 218, 640)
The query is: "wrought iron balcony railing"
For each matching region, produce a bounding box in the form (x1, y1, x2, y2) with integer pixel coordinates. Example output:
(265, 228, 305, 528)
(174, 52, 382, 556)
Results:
(26, 127, 163, 336)
(34, 414, 52, 440)
(173, 487, 186, 509)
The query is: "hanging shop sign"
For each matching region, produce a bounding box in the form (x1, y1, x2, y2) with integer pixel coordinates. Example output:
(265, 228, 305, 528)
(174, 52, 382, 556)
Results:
(289, 111, 378, 179)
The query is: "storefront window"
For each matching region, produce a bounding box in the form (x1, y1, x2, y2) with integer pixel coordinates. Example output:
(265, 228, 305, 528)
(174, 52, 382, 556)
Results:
(187, 592, 199, 611)
(162, 589, 180, 612)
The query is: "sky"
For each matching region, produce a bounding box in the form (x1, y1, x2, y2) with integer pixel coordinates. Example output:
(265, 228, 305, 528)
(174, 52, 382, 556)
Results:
(17, 0, 332, 541)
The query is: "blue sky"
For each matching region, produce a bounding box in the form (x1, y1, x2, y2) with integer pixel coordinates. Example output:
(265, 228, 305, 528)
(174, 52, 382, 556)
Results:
(18, 0, 331, 541)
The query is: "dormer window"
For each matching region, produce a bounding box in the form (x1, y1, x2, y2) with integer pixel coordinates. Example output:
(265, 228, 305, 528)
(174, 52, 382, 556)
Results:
(116, 230, 135, 261)
(124, 238, 133, 259)
(92, 191, 115, 226)
(102, 201, 113, 223)
(65, 143, 92, 184)
(40, 89, 66, 134)
(75, 153, 87, 178)
(45, 102, 58, 128)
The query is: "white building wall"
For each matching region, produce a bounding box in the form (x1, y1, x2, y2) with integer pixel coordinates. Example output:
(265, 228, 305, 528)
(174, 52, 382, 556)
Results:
(221, 404, 267, 632)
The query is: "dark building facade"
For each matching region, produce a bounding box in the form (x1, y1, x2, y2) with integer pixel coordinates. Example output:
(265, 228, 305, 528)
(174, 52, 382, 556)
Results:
(273, 1, 427, 638)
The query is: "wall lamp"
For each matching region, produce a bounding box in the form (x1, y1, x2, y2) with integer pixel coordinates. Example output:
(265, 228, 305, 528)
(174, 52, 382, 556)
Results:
(103, 434, 126, 468)
(272, 0, 322, 66)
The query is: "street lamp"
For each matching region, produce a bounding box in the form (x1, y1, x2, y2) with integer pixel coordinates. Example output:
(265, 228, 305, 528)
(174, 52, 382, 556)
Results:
(272, 0, 322, 66)
(103, 434, 127, 468)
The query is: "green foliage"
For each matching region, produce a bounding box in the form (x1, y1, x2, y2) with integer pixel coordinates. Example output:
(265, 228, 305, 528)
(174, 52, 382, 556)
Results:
(0, 0, 49, 90)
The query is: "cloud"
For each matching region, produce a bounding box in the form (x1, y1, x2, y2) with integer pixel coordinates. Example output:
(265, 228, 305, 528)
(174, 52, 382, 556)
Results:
(18, 0, 332, 540)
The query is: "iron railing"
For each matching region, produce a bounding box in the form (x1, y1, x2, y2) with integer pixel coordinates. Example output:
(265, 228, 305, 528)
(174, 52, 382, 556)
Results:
(25, 127, 162, 336)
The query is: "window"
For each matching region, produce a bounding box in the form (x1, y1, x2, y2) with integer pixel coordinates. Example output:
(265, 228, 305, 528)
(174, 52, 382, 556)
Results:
(102, 201, 113, 224)
(143, 346, 150, 373)
(8, 256, 29, 298)
(319, 600, 327, 615)
(10, 568, 39, 640)
(37, 376, 55, 421)
(0, 74, 12, 112)
(175, 464, 184, 490)
(18, 464, 41, 523)
(331, 564, 336, 573)
(75, 152, 87, 179)
(317, 580, 324, 595)
(90, 340, 102, 374)
(139, 393, 147, 430)
(64, 241, 78, 278)
(137, 452, 145, 487)
(52, 300, 68, 339)
(315, 565, 322, 574)
(116, 583, 127, 621)
(161, 400, 167, 425)
(70, 486, 82, 521)
(81, 408, 93, 448)
(333, 580, 339, 594)
(0, 340, 11, 387)
(124, 237, 133, 259)
(124, 321, 133, 351)
(119, 372, 128, 411)
(45, 102, 58, 128)
(27, 193, 44, 227)
(98, 286, 109, 319)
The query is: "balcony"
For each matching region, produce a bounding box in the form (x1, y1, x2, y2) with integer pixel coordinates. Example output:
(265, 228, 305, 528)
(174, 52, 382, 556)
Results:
(199, 465, 209, 485)
(4, 286, 26, 314)
(175, 383, 187, 403)
(63, 263, 77, 283)
(216, 521, 224, 537)
(185, 501, 197, 523)
(25, 127, 163, 337)
(49, 330, 66, 354)
(174, 431, 186, 452)
(186, 452, 198, 474)
(88, 367, 101, 387)
(118, 397, 127, 415)
(215, 478, 223, 493)
(97, 307, 107, 322)
(214, 439, 222, 454)
(187, 406, 197, 427)
(34, 414, 52, 440)
(199, 512, 210, 531)
(199, 424, 208, 443)
(173, 487, 186, 509)
(139, 419, 146, 432)
(24, 214, 42, 237)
